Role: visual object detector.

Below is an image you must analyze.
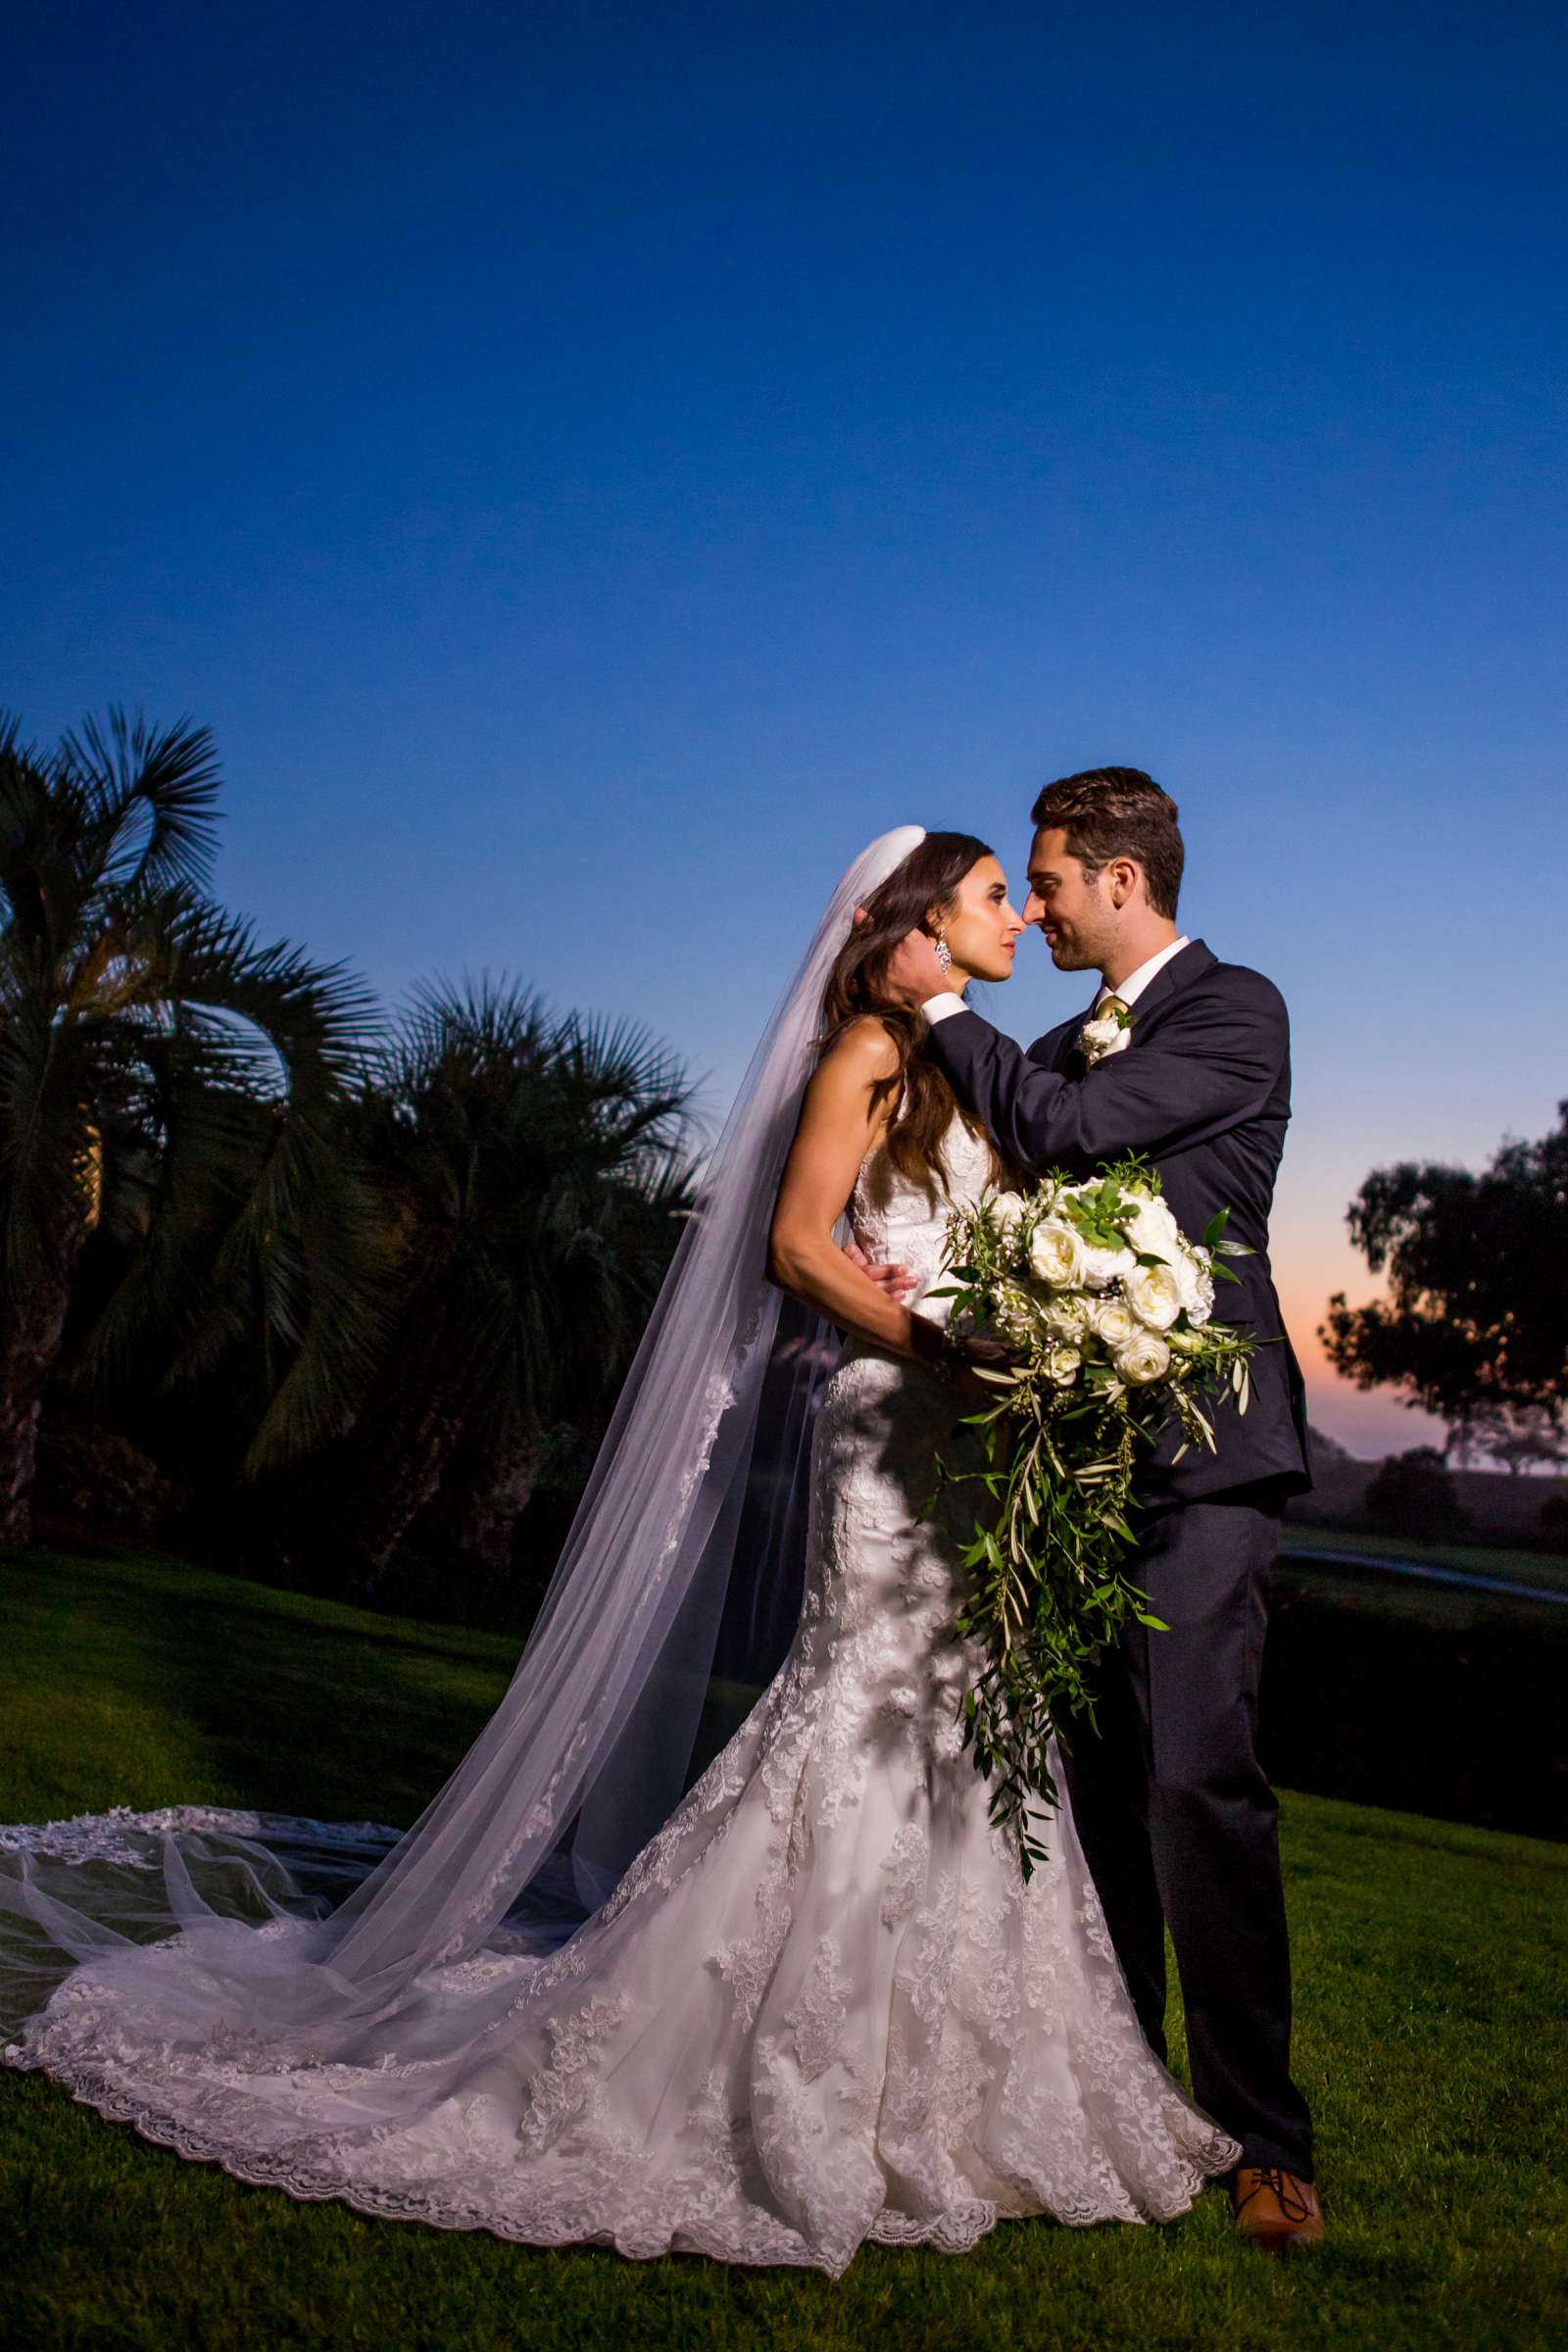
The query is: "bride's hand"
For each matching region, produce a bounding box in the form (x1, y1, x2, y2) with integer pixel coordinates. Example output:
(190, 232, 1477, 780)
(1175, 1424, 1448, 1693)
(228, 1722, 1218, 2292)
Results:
(880, 926, 954, 1010)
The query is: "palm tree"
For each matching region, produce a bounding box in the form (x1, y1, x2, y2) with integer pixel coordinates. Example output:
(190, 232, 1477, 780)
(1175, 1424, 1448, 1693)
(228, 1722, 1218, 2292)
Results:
(335, 975, 700, 1592)
(0, 710, 389, 1542)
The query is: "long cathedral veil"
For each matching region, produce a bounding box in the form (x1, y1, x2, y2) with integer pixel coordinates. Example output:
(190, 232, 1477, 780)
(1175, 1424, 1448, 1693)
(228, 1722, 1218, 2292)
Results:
(0, 826, 926, 2073)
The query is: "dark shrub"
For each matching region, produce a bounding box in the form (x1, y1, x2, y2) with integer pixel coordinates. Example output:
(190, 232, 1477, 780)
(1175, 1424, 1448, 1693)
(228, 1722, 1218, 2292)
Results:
(34, 1420, 187, 1544)
(1364, 1446, 1473, 1543)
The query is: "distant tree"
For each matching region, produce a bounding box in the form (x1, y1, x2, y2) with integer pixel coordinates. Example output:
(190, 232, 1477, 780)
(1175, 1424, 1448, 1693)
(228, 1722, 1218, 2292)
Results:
(1364, 1446, 1472, 1543)
(0, 710, 387, 1543)
(332, 978, 698, 1592)
(1306, 1423, 1354, 1464)
(1446, 1401, 1567, 1478)
(1321, 1102, 1568, 1432)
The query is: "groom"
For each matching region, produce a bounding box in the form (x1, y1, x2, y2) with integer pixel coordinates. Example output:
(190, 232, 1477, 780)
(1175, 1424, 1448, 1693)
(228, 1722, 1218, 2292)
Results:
(871, 767, 1321, 2252)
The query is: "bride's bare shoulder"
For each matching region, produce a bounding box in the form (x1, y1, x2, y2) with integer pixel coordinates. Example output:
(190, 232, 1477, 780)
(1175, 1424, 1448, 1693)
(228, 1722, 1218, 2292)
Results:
(816, 1014, 903, 1085)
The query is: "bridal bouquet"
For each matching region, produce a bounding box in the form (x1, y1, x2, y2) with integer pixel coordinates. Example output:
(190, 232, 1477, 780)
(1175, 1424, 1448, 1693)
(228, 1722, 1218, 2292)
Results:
(928, 1156, 1254, 1877)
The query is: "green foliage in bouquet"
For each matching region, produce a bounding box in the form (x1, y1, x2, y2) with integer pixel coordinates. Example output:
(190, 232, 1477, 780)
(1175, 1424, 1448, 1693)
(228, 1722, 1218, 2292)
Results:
(927, 1154, 1256, 1878)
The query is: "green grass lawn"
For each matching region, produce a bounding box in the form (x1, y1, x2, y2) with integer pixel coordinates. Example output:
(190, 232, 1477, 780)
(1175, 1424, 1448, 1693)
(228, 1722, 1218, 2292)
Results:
(3, 1541, 1566, 2352)
(1282, 1519, 1568, 1594)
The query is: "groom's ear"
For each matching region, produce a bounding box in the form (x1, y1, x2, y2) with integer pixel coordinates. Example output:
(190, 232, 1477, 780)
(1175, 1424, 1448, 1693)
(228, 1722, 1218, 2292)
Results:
(1106, 856, 1144, 907)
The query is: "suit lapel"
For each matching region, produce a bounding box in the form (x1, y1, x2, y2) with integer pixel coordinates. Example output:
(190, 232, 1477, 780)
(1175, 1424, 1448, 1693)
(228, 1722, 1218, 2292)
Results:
(1120, 939, 1215, 1039)
(1058, 997, 1101, 1072)
(1029, 1008, 1096, 1072)
(1026, 942, 1216, 1066)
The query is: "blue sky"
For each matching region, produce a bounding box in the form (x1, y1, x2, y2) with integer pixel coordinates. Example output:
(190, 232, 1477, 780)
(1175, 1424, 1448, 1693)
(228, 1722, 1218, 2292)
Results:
(7, 2, 1566, 1454)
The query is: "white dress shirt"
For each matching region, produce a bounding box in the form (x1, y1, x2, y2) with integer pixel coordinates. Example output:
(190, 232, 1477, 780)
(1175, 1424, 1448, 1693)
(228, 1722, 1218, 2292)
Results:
(1090, 934, 1191, 1011)
(922, 934, 1190, 1029)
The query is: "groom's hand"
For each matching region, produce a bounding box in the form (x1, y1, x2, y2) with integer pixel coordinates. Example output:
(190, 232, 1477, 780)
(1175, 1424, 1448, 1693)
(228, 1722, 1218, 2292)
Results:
(952, 1334, 1021, 1411)
(880, 926, 952, 1010)
(844, 1235, 917, 1300)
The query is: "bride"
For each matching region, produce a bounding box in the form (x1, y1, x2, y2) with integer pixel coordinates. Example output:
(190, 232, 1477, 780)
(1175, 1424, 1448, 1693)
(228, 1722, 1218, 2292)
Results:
(0, 826, 1237, 2276)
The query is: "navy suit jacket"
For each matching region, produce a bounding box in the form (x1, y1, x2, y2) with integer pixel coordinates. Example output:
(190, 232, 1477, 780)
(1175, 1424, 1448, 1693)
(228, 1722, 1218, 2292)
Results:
(924, 939, 1313, 1502)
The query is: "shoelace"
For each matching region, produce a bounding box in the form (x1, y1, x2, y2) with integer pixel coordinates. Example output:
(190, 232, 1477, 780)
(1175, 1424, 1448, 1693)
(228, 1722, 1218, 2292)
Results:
(1234, 2166, 1314, 2224)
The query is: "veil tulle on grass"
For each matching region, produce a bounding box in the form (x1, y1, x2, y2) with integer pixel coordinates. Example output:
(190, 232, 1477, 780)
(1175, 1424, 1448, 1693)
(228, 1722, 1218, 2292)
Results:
(0, 826, 926, 2092)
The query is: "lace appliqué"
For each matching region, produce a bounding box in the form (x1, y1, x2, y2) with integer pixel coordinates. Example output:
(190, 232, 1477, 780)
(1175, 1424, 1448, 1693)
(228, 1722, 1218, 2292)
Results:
(1, 1114, 1240, 2276)
(785, 1936, 852, 2081)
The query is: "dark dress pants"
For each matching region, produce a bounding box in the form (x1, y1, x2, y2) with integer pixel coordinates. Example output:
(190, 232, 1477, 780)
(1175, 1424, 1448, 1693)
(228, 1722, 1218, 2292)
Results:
(1059, 1480, 1314, 2180)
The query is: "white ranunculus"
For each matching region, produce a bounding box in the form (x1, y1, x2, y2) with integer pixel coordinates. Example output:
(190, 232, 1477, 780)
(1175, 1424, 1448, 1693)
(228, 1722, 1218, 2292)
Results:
(988, 1191, 1027, 1242)
(1121, 1191, 1184, 1263)
(1079, 1238, 1137, 1290)
(1115, 1332, 1172, 1386)
(1044, 1344, 1082, 1386)
(1028, 1219, 1085, 1288)
(1092, 1296, 1136, 1348)
(1125, 1260, 1183, 1331)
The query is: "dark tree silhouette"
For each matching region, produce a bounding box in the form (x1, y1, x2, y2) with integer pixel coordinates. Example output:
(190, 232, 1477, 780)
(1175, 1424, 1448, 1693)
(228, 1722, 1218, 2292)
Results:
(333, 977, 698, 1592)
(0, 710, 387, 1542)
(1321, 1102, 1568, 1437)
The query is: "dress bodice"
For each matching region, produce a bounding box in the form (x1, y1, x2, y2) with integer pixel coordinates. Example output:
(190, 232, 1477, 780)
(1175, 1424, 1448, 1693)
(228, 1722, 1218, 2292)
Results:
(849, 1112, 995, 1325)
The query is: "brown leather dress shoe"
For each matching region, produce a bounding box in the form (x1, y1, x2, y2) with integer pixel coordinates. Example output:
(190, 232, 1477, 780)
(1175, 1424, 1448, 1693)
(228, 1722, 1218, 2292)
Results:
(1231, 2166, 1324, 2253)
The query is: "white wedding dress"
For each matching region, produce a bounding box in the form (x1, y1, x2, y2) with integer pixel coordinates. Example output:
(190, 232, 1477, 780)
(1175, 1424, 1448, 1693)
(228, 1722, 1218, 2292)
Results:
(2, 1112, 1237, 2276)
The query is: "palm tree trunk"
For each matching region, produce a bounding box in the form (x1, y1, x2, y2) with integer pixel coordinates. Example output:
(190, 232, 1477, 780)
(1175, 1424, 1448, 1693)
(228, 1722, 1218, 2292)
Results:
(336, 1297, 476, 1592)
(422, 1424, 538, 1587)
(0, 1258, 77, 1544)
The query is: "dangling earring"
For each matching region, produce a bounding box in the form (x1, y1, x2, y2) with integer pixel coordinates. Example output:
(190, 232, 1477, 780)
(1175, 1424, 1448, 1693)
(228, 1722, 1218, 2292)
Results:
(934, 925, 952, 975)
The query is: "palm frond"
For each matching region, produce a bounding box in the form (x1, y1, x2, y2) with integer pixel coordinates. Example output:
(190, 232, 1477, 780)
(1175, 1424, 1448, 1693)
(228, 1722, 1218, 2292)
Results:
(60, 708, 223, 900)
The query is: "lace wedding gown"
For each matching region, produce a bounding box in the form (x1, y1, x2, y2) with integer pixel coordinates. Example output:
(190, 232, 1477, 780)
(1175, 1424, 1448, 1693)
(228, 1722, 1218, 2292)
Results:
(2, 1114, 1238, 2276)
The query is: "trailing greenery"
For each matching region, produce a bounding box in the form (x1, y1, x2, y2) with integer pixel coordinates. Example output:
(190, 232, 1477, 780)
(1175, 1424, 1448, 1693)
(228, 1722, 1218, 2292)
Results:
(931, 1157, 1253, 1874)
(2, 1541, 1564, 2351)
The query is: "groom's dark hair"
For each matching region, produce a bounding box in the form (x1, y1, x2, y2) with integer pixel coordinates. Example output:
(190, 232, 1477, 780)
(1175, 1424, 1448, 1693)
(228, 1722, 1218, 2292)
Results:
(1031, 766, 1184, 918)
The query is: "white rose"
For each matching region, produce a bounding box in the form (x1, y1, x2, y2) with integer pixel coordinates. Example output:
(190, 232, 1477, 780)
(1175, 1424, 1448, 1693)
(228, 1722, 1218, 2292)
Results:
(1028, 1219, 1085, 1288)
(1079, 1013, 1124, 1060)
(1044, 1344, 1082, 1386)
(1125, 1260, 1183, 1331)
(1168, 1253, 1201, 1314)
(1115, 1332, 1172, 1385)
(1092, 1296, 1136, 1348)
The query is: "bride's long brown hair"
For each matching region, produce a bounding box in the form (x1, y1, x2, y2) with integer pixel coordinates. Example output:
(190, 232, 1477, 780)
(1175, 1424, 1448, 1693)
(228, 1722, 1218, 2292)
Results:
(818, 830, 1001, 1191)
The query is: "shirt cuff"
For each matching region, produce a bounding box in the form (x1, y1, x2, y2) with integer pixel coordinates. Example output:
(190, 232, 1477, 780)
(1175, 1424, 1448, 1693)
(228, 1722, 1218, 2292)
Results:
(920, 992, 969, 1027)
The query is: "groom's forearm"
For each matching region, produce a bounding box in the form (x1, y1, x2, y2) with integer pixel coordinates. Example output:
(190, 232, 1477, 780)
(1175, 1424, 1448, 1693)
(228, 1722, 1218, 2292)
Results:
(922, 1010, 1079, 1167)
(923, 1003, 1280, 1170)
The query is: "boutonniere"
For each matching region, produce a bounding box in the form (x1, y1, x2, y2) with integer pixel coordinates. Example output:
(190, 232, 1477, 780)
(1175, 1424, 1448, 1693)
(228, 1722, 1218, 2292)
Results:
(1078, 997, 1134, 1067)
